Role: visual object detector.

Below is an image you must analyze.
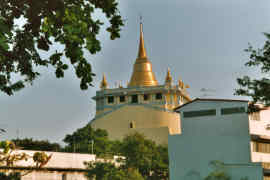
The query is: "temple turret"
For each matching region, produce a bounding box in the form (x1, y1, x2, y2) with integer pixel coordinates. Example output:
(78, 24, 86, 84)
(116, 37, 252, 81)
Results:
(165, 68, 173, 86)
(100, 73, 108, 89)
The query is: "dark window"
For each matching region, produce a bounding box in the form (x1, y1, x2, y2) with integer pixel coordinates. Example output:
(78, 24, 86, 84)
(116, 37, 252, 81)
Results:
(108, 96, 114, 104)
(119, 96, 125, 102)
(62, 174, 67, 180)
(130, 122, 134, 128)
(221, 107, 246, 115)
(183, 109, 216, 118)
(155, 93, 162, 100)
(131, 95, 138, 103)
(144, 94, 149, 101)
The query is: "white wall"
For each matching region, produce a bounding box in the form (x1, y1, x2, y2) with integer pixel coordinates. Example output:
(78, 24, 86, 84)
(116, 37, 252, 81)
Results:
(169, 100, 263, 180)
(1, 150, 121, 180)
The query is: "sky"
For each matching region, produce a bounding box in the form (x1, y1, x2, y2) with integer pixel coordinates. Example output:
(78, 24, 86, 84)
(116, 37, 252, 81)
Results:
(1, 0, 270, 144)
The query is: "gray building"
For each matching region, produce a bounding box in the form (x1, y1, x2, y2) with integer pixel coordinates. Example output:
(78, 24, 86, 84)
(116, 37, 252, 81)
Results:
(168, 99, 264, 180)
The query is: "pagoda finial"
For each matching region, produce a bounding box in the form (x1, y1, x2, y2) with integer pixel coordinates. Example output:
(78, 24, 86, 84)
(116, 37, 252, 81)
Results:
(137, 16, 147, 59)
(100, 73, 108, 89)
(165, 68, 172, 86)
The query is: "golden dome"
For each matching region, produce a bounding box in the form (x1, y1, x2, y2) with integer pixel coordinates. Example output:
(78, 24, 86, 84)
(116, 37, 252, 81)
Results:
(128, 23, 158, 87)
(100, 73, 108, 89)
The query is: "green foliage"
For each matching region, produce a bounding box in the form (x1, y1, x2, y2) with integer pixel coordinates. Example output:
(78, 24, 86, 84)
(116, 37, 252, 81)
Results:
(0, 0, 123, 95)
(0, 139, 51, 177)
(85, 162, 144, 180)
(0, 172, 21, 180)
(63, 124, 112, 156)
(120, 133, 169, 180)
(236, 33, 270, 105)
(12, 138, 61, 151)
(81, 131, 169, 180)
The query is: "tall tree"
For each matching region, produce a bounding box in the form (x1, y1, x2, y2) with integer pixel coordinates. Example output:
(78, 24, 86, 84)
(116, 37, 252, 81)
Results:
(235, 33, 270, 105)
(120, 133, 169, 180)
(63, 124, 112, 155)
(0, 0, 123, 95)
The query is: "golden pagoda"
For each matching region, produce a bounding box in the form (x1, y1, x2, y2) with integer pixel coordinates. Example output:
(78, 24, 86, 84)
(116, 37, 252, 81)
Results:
(90, 22, 191, 144)
(129, 23, 158, 87)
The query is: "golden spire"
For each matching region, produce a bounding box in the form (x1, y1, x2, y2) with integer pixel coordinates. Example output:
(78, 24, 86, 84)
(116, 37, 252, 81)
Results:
(137, 22, 147, 58)
(100, 73, 108, 89)
(128, 20, 158, 87)
(165, 68, 172, 86)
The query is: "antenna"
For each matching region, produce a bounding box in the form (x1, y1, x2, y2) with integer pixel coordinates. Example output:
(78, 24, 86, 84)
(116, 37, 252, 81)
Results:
(16, 129, 19, 139)
(199, 88, 217, 97)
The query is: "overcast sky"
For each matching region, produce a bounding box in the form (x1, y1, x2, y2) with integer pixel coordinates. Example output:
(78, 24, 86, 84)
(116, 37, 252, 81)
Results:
(1, 0, 270, 144)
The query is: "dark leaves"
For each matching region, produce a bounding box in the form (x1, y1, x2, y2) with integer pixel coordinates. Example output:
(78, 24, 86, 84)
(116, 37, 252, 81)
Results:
(0, 0, 123, 95)
(236, 33, 270, 105)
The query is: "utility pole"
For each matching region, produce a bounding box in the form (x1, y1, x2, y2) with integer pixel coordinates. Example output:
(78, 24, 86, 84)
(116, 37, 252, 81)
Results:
(91, 140, 94, 154)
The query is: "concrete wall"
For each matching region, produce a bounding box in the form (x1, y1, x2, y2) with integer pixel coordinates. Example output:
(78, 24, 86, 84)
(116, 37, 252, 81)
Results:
(21, 171, 86, 180)
(169, 100, 263, 180)
(225, 163, 263, 180)
(12, 150, 96, 169)
(91, 105, 180, 144)
(1, 150, 121, 180)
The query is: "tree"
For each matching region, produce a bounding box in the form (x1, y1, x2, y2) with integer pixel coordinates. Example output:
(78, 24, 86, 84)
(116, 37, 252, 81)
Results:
(0, 172, 20, 180)
(12, 138, 62, 151)
(0, 0, 123, 95)
(82, 132, 169, 180)
(0, 140, 52, 178)
(119, 133, 169, 180)
(85, 162, 144, 180)
(63, 124, 112, 156)
(235, 33, 270, 105)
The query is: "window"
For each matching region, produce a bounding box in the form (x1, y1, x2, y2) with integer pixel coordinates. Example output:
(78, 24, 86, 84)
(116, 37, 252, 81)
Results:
(131, 95, 138, 103)
(62, 174, 67, 180)
(144, 94, 149, 101)
(108, 96, 114, 104)
(119, 96, 125, 103)
(253, 142, 270, 153)
(221, 107, 246, 115)
(130, 122, 134, 128)
(183, 109, 216, 118)
(250, 112, 260, 121)
(155, 93, 162, 100)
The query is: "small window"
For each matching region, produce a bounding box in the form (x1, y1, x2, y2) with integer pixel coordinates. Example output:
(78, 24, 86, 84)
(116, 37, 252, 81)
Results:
(155, 93, 162, 100)
(131, 95, 138, 103)
(119, 96, 125, 103)
(62, 174, 67, 180)
(183, 109, 216, 118)
(250, 112, 260, 121)
(108, 96, 114, 104)
(144, 94, 149, 101)
(221, 107, 246, 115)
(130, 122, 134, 128)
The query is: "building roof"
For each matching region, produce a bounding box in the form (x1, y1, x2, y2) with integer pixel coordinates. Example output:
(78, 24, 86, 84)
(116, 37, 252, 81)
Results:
(174, 98, 249, 111)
